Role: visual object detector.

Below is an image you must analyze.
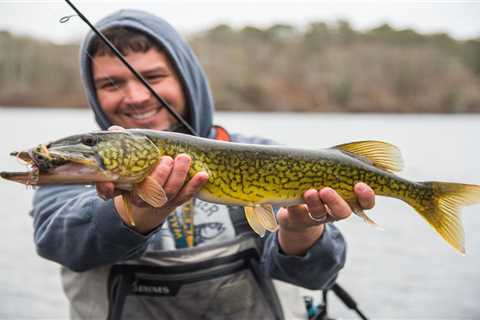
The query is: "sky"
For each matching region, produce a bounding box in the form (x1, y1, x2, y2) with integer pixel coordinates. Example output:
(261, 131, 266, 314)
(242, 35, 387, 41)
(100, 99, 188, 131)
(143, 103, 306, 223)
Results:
(0, 0, 479, 44)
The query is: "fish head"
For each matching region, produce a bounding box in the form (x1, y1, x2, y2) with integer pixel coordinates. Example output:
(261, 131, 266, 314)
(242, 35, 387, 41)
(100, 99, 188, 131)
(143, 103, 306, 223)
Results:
(1, 131, 160, 186)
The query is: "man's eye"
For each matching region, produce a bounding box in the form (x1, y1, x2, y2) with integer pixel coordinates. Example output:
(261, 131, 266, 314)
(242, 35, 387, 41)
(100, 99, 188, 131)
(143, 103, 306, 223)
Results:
(101, 81, 118, 90)
(147, 74, 167, 83)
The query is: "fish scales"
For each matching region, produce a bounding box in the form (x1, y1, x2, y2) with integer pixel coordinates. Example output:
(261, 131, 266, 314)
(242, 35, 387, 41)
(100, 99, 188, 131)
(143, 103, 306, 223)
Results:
(145, 131, 414, 207)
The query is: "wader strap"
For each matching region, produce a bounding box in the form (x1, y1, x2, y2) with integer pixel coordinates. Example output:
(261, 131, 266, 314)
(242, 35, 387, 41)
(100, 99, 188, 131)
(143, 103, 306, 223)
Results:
(247, 257, 284, 320)
(107, 269, 134, 320)
(228, 205, 253, 235)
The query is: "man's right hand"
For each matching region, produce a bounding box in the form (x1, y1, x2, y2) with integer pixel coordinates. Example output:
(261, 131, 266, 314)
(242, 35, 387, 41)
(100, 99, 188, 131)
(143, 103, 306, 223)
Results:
(96, 154, 209, 234)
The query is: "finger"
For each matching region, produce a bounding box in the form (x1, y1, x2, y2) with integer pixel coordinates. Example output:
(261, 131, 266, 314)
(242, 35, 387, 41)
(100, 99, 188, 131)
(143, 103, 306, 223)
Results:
(277, 205, 307, 228)
(108, 125, 126, 131)
(168, 171, 209, 206)
(283, 202, 323, 227)
(278, 204, 326, 231)
(318, 187, 352, 220)
(354, 182, 375, 209)
(96, 182, 116, 199)
(150, 156, 174, 186)
(303, 189, 328, 219)
(162, 154, 191, 199)
(285, 203, 308, 216)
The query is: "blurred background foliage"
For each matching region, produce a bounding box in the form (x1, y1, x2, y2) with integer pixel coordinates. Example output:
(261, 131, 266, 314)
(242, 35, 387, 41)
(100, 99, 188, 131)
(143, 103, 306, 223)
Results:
(1, 20, 479, 112)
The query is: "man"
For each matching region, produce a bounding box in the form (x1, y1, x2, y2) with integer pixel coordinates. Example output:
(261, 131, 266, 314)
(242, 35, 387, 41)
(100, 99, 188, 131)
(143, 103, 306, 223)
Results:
(31, 9, 375, 319)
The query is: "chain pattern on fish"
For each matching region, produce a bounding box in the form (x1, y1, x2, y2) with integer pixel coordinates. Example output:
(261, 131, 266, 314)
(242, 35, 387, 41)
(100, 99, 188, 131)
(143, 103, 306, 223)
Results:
(1, 129, 479, 253)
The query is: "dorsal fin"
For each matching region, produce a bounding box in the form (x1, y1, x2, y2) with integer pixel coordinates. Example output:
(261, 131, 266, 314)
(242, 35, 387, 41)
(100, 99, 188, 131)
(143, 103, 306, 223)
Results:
(332, 141, 404, 172)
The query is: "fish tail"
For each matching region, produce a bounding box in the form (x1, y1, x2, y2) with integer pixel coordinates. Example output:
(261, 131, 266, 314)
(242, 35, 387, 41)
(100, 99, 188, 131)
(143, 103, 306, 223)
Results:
(406, 181, 480, 254)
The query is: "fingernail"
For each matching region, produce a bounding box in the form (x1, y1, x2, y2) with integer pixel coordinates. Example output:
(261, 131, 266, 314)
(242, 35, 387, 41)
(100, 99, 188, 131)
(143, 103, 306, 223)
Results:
(199, 172, 209, 182)
(177, 154, 190, 164)
(303, 189, 317, 201)
(108, 125, 125, 131)
(356, 182, 368, 193)
(321, 187, 334, 197)
(160, 156, 173, 166)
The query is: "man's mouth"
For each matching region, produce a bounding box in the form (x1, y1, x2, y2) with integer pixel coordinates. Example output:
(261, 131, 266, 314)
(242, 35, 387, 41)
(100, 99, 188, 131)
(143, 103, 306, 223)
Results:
(124, 106, 161, 120)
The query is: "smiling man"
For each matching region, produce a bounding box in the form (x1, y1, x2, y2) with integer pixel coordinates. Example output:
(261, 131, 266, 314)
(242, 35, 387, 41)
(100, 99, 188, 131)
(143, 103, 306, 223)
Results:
(30, 9, 375, 320)
(93, 47, 187, 130)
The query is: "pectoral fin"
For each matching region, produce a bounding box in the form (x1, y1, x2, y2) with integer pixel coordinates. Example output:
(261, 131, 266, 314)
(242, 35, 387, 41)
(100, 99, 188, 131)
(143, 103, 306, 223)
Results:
(244, 206, 266, 237)
(255, 204, 279, 232)
(135, 176, 168, 208)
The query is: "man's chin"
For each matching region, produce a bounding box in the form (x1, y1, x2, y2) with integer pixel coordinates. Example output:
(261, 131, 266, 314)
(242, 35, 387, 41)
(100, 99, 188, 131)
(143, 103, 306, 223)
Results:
(113, 111, 176, 131)
(131, 120, 171, 131)
(116, 115, 159, 130)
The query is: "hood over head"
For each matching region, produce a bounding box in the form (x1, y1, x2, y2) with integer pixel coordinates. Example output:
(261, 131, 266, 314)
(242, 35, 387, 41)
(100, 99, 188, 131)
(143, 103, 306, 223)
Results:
(79, 9, 214, 138)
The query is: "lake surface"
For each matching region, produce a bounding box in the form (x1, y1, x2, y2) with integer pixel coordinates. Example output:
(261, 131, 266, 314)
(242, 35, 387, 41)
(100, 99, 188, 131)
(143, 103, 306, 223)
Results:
(0, 108, 479, 319)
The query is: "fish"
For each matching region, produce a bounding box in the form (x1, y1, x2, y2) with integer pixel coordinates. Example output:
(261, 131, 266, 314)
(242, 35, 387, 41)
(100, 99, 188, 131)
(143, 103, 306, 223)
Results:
(1, 129, 479, 253)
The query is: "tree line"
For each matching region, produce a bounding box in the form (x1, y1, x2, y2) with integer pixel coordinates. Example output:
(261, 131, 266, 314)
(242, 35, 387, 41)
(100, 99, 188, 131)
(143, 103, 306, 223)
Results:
(1, 21, 479, 112)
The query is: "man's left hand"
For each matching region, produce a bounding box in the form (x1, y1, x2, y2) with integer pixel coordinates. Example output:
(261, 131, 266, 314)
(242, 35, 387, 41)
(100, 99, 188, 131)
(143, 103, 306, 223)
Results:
(277, 182, 375, 256)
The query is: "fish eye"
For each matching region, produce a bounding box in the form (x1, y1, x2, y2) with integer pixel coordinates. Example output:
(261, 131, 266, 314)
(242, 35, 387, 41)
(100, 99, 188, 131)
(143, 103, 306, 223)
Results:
(82, 135, 98, 147)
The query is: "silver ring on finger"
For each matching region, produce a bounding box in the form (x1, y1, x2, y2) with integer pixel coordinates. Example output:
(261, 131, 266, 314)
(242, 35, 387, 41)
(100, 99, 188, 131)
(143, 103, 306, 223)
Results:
(307, 211, 329, 223)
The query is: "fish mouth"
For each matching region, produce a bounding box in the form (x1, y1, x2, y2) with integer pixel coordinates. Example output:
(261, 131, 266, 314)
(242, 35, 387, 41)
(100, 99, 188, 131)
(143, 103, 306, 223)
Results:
(2, 148, 116, 186)
(0, 163, 116, 185)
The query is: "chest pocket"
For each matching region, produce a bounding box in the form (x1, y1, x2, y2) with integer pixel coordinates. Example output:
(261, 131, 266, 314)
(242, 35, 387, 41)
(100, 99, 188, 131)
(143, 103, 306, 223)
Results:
(107, 233, 284, 320)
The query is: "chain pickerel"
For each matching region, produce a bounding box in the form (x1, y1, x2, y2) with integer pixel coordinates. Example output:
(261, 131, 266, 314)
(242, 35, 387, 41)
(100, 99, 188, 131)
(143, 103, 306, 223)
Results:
(1, 129, 479, 253)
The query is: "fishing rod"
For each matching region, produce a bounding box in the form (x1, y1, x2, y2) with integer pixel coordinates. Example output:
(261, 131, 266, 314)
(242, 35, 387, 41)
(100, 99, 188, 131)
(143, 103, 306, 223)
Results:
(305, 283, 368, 320)
(63, 0, 198, 136)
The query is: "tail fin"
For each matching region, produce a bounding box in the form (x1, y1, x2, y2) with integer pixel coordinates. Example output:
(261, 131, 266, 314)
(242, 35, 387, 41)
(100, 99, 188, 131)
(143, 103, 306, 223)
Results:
(408, 182, 480, 254)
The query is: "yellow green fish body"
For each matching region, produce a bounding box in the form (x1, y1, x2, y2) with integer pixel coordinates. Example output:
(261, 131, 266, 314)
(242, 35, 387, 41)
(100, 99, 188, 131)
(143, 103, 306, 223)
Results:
(2, 129, 480, 253)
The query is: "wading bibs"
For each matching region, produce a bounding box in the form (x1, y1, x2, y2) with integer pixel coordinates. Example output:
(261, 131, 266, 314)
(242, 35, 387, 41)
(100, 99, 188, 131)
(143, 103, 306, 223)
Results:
(61, 126, 304, 320)
(105, 126, 284, 320)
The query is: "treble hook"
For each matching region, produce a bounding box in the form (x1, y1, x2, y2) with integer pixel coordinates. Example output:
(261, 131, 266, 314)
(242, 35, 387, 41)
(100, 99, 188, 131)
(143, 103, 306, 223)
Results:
(59, 14, 78, 24)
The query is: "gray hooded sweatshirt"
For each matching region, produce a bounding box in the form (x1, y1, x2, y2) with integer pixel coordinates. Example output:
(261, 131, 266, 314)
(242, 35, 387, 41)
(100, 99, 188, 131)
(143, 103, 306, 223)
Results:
(30, 9, 347, 320)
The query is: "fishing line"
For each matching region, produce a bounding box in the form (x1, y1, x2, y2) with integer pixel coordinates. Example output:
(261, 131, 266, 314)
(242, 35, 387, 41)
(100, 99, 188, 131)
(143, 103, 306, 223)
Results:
(59, 14, 77, 24)
(60, 0, 198, 136)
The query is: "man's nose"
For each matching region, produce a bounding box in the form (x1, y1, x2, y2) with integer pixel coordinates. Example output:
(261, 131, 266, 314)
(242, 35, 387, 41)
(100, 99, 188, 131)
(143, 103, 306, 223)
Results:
(123, 80, 150, 104)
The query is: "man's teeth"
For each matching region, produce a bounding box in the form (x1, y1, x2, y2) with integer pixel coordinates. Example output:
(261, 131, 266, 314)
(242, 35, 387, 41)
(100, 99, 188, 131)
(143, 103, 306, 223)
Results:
(128, 109, 158, 120)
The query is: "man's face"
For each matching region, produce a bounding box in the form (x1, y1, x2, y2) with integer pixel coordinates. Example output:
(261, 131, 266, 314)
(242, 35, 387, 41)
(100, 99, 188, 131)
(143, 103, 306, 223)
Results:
(92, 48, 187, 130)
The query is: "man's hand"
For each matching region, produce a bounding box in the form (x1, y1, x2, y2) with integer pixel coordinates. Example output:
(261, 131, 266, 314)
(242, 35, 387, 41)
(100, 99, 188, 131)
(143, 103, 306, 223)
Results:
(277, 182, 375, 256)
(97, 154, 208, 234)
(95, 127, 208, 234)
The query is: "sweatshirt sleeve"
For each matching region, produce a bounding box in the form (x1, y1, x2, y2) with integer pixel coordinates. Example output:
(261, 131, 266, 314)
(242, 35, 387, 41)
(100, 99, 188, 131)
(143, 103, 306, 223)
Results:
(262, 224, 346, 290)
(31, 185, 155, 272)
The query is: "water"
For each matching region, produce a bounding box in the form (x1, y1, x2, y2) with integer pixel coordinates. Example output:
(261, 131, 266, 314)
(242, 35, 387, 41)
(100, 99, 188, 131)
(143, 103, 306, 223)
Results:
(0, 108, 479, 319)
